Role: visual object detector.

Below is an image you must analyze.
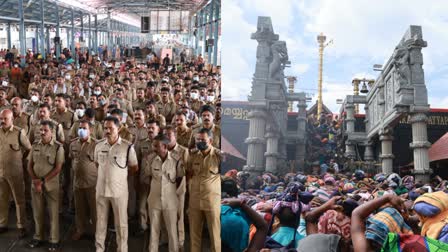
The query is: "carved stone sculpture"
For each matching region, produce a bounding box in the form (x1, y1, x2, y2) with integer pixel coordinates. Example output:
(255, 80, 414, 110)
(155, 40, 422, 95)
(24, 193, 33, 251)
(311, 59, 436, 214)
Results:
(269, 41, 288, 81)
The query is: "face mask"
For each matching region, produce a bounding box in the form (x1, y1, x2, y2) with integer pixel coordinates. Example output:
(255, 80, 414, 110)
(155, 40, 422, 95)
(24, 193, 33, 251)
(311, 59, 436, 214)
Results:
(61, 70, 65, 75)
(67, 65, 72, 71)
(14, 64, 18, 68)
(76, 109, 85, 118)
(65, 75, 71, 80)
(106, 113, 111, 117)
(31, 95, 39, 103)
(94, 90, 101, 95)
(43, 65, 47, 69)
(99, 100, 106, 106)
(207, 95, 215, 102)
(196, 142, 208, 151)
(122, 113, 128, 124)
(190, 92, 198, 99)
(193, 76, 199, 81)
(88, 81, 93, 87)
(1, 81, 7, 87)
(77, 128, 89, 139)
(89, 74, 95, 79)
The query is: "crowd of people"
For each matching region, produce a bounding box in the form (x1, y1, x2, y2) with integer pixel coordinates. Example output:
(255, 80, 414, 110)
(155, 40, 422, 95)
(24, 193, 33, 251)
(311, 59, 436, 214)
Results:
(0, 45, 222, 252)
(221, 164, 448, 251)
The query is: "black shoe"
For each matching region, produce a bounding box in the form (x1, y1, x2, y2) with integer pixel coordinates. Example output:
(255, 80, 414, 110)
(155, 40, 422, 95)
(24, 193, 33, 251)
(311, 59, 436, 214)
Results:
(18, 228, 27, 239)
(48, 242, 59, 251)
(27, 239, 43, 248)
(0, 227, 7, 233)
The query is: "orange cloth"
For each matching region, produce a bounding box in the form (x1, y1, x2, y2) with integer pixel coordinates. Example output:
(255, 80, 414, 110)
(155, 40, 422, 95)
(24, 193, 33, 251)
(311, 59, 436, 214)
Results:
(414, 191, 448, 240)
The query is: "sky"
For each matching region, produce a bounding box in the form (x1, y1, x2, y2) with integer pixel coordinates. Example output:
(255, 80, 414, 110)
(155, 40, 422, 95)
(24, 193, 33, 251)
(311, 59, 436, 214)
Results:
(221, 0, 448, 113)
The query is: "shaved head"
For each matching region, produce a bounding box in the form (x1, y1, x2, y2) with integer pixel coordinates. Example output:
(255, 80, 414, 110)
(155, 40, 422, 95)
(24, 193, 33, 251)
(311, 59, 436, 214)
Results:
(0, 109, 13, 129)
(11, 97, 22, 115)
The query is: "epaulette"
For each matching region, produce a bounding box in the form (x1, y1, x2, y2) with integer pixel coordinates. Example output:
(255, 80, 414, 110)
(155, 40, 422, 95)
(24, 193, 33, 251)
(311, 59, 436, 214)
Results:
(190, 148, 200, 154)
(191, 123, 201, 130)
(97, 138, 107, 144)
(70, 137, 79, 143)
(121, 138, 132, 145)
(54, 140, 63, 146)
(12, 125, 22, 132)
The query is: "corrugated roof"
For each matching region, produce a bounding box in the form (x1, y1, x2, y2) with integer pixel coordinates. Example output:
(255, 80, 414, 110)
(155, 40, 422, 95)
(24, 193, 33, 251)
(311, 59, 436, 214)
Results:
(221, 135, 246, 160)
(429, 132, 448, 162)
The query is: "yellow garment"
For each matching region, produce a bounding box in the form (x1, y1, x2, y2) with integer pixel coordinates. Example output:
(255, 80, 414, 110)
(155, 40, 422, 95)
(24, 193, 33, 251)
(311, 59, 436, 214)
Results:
(414, 191, 448, 239)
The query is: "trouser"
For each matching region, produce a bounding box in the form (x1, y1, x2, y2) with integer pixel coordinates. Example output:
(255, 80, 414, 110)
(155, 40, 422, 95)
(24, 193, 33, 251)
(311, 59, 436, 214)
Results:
(188, 208, 221, 252)
(74, 187, 97, 234)
(95, 194, 128, 252)
(127, 175, 136, 218)
(138, 184, 150, 230)
(148, 208, 178, 252)
(0, 176, 26, 229)
(31, 188, 59, 243)
(177, 178, 186, 247)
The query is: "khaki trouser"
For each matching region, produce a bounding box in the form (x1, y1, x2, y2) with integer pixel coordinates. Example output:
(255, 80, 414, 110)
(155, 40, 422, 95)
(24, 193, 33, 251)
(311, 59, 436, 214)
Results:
(0, 176, 26, 228)
(138, 184, 150, 230)
(148, 208, 178, 252)
(31, 188, 59, 243)
(95, 194, 128, 252)
(74, 187, 97, 234)
(177, 178, 186, 247)
(189, 208, 221, 252)
(127, 175, 137, 218)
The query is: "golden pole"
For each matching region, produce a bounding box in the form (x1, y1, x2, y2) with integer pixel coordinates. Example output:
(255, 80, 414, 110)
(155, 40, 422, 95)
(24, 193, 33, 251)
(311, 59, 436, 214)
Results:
(352, 78, 360, 114)
(317, 33, 331, 119)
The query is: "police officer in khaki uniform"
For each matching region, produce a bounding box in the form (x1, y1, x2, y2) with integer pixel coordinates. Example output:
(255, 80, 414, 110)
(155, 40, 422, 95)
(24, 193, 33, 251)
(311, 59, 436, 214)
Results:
(164, 126, 188, 249)
(29, 103, 65, 144)
(27, 120, 65, 251)
(146, 133, 185, 252)
(146, 101, 166, 129)
(69, 108, 103, 140)
(156, 87, 177, 124)
(11, 97, 31, 135)
(132, 88, 147, 110)
(0, 109, 32, 238)
(135, 119, 160, 235)
(110, 108, 134, 143)
(69, 120, 98, 240)
(189, 105, 221, 149)
(51, 93, 77, 141)
(187, 128, 221, 252)
(174, 112, 192, 148)
(94, 116, 138, 252)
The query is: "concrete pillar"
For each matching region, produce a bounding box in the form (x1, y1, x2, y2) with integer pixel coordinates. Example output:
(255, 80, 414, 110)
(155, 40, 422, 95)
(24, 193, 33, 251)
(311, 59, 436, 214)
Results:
(345, 103, 355, 133)
(70, 8, 75, 57)
(295, 99, 307, 171)
(265, 127, 279, 173)
(18, 0, 26, 66)
(379, 128, 394, 174)
(39, 0, 45, 59)
(207, 0, 214, 64)
(409, 113, 431, 183)
(7, 23, 11, 49)
(364, 142, 374, 161)
(213, 0, 219, 66)
(35, 28, 39, 54)
(345, 140, 356, 159)
(55, 4, 61, 60)
(244, 108, 266, 174)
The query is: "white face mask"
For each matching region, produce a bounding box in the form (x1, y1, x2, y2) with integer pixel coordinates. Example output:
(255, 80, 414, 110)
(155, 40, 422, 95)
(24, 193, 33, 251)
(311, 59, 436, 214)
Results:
(193, 76, 199, 81)
(190, 92, 199, 100)
(93, 90, 101, 95)
(88, 81, 93, 87)
(1, 81, 8, 87)
(31, 95, 39, 103)
(122, 113, 128, 124)
(43, 65, 47, 69)
(65, 75, 71, 80)
(67, 65, 72, 71)
(75, 109, 85, 118)
(89, 74, 95, 79)
(207, 95, 215, 102)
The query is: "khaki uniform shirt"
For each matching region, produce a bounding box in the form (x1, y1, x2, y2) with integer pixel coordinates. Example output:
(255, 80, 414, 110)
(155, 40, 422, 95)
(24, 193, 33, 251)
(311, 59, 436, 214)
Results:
(71, 95, 86, 110)
(95, 107, 106, 122)
(156, 100, 176, 124)
(189, 124, 221, 149)
(147, 113, 166, 129)
(30, 119, 65, 144)
(187, 147, 221, 211)
(0, 100, 11, 111)
(29, 138, 65, 192)
(176, 126, 192, 148)
(129, 124, 148, 162)
(137, 138, 154, 166)
(0, 126, 32, 178)
(118, 125, 135, 143)
(51, 108, 77, 143)
(69, 120, 103, 140)
(132, 99, 146, 111)
(13, 112, 31, 135)
(94, 137, 138, 198)
(147, 153, 182, 210)
(24, 101, 40, 118)
(190, 100, 205, 114)
(69, 137, 98, 188)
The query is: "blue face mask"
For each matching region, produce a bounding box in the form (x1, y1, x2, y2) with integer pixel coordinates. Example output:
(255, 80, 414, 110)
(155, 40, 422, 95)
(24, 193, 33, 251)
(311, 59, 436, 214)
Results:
(78, 128, 89, 139)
